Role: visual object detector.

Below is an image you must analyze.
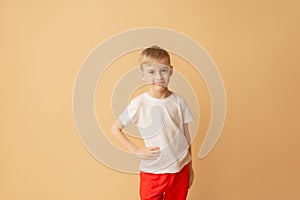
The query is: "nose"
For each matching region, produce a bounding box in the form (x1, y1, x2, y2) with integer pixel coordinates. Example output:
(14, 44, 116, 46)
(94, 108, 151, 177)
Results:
(155, 71, 163, 79)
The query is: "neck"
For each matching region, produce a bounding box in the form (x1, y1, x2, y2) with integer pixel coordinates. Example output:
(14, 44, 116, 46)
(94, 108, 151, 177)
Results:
(147, 88, 172, 99)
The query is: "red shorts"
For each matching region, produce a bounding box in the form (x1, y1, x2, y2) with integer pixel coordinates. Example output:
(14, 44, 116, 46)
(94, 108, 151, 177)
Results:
(139, 163, 190, 200)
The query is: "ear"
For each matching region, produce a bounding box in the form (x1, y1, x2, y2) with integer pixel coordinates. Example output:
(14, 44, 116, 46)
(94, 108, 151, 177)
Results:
(169, 66, 173, 76)
(139, 70, 145, 80)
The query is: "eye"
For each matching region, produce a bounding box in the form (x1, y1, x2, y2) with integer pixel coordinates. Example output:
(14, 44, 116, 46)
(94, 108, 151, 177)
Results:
(161, 69, 169, 73)
(148, 71, 154, 74)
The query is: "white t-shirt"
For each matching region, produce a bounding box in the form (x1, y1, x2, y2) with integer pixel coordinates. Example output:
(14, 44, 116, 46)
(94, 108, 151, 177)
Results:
(118, 92, 193, 174)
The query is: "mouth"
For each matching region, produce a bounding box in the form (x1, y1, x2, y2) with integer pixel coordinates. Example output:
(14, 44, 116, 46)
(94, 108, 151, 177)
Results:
(153, 81, 166, 86)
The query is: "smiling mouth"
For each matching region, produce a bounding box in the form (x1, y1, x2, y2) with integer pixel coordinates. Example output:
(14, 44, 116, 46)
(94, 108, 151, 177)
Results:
(153, 81, 165, 86)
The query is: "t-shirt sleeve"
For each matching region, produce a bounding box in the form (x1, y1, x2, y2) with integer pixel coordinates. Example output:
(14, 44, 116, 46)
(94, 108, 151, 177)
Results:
(118, 101, 137, 126)
(181, 97, 193, 124)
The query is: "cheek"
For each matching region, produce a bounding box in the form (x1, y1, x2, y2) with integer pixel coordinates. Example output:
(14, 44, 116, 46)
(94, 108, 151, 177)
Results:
(162, 73, 170, 80)
(144, 75, 154, 82)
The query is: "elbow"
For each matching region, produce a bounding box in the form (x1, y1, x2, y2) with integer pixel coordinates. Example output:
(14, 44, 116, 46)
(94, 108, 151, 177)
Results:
(111, 123, 120, 137)
(111, 124, 117, 136)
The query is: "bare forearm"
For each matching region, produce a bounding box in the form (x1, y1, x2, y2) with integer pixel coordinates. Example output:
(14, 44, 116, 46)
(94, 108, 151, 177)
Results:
(183, 123, 192, 153)
(111, 122, 161, 160)
(111, 123, 137, 153)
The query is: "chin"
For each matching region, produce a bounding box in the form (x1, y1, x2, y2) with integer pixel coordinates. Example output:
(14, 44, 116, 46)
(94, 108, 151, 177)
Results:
(152, 85, 167, 91)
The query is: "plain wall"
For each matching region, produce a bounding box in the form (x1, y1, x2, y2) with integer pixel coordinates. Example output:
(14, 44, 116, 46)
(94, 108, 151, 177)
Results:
(1, 0, 300, 199)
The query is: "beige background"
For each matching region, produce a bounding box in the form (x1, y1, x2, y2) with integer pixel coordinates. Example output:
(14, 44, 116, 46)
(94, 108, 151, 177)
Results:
(1, 0, 300, 199)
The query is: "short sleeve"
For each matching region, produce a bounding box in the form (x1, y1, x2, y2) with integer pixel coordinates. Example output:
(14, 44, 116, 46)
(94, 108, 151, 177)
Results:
(180, 97, 193, 124)
(118, 101, 137, 127)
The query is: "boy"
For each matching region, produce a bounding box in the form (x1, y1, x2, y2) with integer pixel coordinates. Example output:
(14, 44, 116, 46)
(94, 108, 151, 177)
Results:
(111, 46, 194, 200)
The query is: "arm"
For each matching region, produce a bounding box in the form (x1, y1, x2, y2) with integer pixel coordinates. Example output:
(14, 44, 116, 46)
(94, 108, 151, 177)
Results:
(183, 123, 192, 154)
(183, 123, 194, 188)
(111, 120, 161, 160)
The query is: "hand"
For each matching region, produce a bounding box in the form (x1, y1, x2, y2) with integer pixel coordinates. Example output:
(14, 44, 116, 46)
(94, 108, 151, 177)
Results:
(188, 165, 194, 188)
(134, 146, 161, 160)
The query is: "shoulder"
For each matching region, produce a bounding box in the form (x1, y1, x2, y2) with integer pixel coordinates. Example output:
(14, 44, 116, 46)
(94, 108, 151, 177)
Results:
(172, 92, 187, 104)
(172, 93, 191, 112)
(128, 93, 147, 106)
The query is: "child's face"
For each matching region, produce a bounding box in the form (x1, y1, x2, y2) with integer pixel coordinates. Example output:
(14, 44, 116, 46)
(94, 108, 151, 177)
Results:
(140, 60, 173, 91)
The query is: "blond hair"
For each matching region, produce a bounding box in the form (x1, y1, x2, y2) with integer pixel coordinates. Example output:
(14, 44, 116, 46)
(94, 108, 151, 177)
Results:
(139, 46, 171, 67)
